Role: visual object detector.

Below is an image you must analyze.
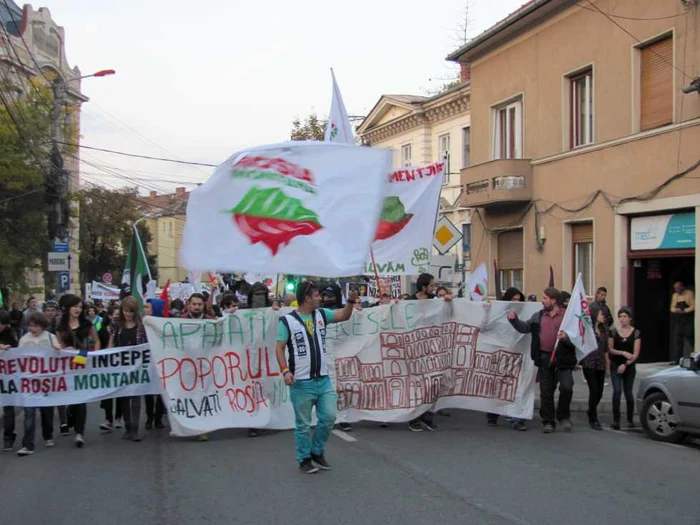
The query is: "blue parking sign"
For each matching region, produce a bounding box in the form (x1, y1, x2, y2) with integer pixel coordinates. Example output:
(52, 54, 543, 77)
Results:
(58, 271, 70, 292)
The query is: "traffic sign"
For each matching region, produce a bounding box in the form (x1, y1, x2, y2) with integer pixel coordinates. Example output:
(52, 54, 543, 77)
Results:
(52, 241, 69, 253)
(103, 272, 113, 284)
(433, 216, 462, 255)
(58, 271, 70, 292)
(48, 252, 71, 271)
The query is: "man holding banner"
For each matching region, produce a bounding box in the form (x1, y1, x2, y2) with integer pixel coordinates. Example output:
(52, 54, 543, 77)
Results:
(275, 281, 359, 474)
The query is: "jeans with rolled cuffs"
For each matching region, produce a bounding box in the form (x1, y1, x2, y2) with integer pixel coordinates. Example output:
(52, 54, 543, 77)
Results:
(289, 376, 337, 464)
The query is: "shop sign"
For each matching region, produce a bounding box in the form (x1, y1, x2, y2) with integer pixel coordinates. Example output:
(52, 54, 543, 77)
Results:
(631, 212, 695, 251)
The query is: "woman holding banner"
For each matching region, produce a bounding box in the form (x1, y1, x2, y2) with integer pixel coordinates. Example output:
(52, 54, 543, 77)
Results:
(56, 294, 100, 448)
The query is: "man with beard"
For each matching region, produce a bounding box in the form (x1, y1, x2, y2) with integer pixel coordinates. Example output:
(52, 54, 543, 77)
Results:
(507, 288, 576, 433)
(182, 293, 214, 320)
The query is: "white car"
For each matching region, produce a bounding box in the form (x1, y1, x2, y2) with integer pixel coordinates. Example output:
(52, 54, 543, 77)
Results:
(636, 357, 700, 443)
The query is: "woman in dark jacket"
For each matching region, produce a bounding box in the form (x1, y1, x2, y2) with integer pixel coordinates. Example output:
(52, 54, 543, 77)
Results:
(581, 309, 610, 430)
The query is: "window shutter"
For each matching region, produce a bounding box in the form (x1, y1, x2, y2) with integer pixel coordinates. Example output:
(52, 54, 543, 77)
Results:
(498, 229, 524, 270)
(571, 222, 593, 244)
(640, 37, 673, 131)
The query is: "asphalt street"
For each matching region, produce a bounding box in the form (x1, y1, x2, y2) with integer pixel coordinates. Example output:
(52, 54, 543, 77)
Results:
(0, 405, 698, 525)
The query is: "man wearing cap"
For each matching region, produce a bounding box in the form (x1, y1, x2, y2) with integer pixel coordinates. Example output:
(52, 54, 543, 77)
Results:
(507, 287, 577, 433)
(276, 281, 358, 474)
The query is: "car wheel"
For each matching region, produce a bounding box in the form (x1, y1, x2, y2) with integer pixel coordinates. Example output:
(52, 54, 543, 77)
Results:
(640, 392, 686, 443)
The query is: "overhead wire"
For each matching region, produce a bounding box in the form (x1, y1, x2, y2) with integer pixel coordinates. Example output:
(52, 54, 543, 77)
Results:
(58, 141, 218, 167)
(576, 3, 687, 21)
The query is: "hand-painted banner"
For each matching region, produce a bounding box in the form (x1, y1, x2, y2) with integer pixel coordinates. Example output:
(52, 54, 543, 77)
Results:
(144, 300, 540, 436)
(180, 141, 391, 277)
(0, 344, 159, 406)
(367, 161, 444, 276)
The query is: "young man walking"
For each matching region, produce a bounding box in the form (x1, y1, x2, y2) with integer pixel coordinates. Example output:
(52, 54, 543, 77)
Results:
(507, 288, 577, 433)
(276, 281, 358, 474)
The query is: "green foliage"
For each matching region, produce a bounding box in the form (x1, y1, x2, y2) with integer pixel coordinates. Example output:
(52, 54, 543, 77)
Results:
(290, 113, 327, 141)
(0, 84, 52, 291)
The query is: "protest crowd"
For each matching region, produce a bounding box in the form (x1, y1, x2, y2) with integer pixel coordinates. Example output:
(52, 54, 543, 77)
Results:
(0, 272, 657, 475)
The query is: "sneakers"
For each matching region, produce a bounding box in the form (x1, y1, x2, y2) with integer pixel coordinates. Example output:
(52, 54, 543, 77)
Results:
(337, 423, 352, 432)
(99, 421, 113, 432)
(560, 419, 573, 432)
(543, 423, 555, 434)
(197, 434, 209, 442)
(122, 431, 134, 441)
(421, 419, 438, 432)
(512, 422, 527, 431)
(299, 458, 319, 474)
(114, 418, 123, 429)
(589, 421, 603, 431)
(311, 453, 332, 470)
(17, 447, 34, 457)
(3, 439, 14, 451)
(408, 421, 424, 432)
(74, 434, 85, 448)
(45, 439, 56, 447)
(59, 424, 70, 436)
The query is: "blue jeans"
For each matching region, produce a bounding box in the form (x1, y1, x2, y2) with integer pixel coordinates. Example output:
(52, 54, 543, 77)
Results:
(610, 365, 636, 423)
(23, 407, 54, 450)
(290, 376, 337, 464)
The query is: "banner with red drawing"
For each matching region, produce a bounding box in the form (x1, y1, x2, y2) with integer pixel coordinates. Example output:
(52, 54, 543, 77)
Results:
(366, 161, 444, 276)
(144, 299, 540, 436)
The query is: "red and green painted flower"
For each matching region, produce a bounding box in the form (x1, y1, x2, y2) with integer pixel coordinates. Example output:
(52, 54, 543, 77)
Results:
(231, 186, 323, 255)
(374, 196, 413, 241)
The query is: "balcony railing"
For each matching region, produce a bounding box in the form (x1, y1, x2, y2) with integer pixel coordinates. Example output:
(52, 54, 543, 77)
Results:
(459, 159, 532, 208)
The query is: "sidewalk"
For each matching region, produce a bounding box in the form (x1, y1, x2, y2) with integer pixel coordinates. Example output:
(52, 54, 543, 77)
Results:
(534, 362, 673, 415)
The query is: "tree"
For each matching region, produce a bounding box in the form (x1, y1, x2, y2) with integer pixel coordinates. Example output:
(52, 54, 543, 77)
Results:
(0, 82, 53, 291)
(78, 187, 157, 285)
(290, 113, 326, 141)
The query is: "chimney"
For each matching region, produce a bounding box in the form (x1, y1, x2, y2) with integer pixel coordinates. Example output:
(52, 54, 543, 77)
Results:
(460, 62, 471, 84)
(149, 190, 157, 199)
(176, 187, 186, 199)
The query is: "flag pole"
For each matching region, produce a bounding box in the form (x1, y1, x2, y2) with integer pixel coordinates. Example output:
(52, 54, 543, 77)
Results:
(133, 224, 153, 281)
(369, 246, 381, 298)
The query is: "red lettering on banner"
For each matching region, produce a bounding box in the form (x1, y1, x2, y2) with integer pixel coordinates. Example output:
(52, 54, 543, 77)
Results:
(388, 162, 445, 184)
(19, 376, 67, 394)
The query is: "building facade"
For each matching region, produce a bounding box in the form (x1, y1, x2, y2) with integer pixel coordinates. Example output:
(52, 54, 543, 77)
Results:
(357, 80, 472, 290)
(449, 0, 699, 361)
(143, 188, 189, 286)
(0, 2, 86, 297)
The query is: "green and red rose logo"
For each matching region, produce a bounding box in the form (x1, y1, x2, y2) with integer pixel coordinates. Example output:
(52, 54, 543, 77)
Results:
(230, 186, 323, 256)
(374, 196, 413, 241)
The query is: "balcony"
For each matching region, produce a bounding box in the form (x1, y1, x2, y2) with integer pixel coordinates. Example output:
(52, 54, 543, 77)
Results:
(460, 159, 532, 208)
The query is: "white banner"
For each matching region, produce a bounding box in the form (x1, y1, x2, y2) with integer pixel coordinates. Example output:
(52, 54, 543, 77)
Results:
(0, 345, 159, 406)
(181, 142, 391, 277)
(90, 281, 121, 301)
(144, 300, 539, 436)
(367, 161, 444, 276)
(560, 273, 597, 361)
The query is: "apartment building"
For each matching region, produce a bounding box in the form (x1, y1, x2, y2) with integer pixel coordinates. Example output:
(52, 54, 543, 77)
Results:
(449, 0, 699, 361)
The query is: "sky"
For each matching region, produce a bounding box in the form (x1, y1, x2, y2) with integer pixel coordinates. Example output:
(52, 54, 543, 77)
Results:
(39, 0, 525, 195)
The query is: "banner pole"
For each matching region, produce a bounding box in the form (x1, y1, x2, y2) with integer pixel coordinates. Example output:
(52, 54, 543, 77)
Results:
(369, 246, 381, 298)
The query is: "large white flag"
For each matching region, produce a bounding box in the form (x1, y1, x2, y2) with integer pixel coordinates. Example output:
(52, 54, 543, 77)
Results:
(180, 142, 391, 277)
(367, 161, 444, 275)
(324, 69, 354, 144)
(560, 273, 597, 360)
(466, 263, 488, 302)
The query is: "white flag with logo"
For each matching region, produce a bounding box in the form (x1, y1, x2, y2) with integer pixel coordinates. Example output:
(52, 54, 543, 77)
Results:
(466, 263, 488, 302)
(324, 69, 354, 144)
(560, 273, 597, 360)
(181, 142, 391, 277)
(367, 162, 444, 275)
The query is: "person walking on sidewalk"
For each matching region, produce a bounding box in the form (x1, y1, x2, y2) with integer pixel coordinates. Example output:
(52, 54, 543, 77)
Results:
(108, 296, 147, 442)
(581, 309, 610, 431)
(16, 313, 60, 456)
(275, 281, 358, 474)
(507, 288, 577, 433)
(56, 294, 100, 448)
(608, 307, 641, 430)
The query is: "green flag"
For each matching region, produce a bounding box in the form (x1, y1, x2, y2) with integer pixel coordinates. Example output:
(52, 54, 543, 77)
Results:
(121, 227, 151, 309)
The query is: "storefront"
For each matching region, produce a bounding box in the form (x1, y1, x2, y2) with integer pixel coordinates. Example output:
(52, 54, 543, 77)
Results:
(627, 210, 695, 363)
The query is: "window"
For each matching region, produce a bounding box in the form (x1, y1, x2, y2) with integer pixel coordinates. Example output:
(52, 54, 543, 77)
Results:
(462, 223, 471, 257)
(640, 36, 673, 131)
(438, 134, 450, 184)
(497, 229, 523, 291)
(401, 144, 412, 167)
(572, 222, 593, 292)
(493, 99, 522, 159)
(570, 69, 593, 147)
(462, 127, 471, 168)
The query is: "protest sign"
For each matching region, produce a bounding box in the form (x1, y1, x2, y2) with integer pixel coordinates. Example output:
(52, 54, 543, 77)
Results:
(367, 161, 444, 276)
(181, 142, 391, 277)
(90, 281, 121, 301)
(0, 344, 159, 406)
(144, 299, 539, 436)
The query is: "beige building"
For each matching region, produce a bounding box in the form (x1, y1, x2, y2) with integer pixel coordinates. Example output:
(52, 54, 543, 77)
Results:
(357, 78, 472, 290)
(0, 2, 86, 298)
(142, 188, 189, 286)
(449, 0, 700, 361)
